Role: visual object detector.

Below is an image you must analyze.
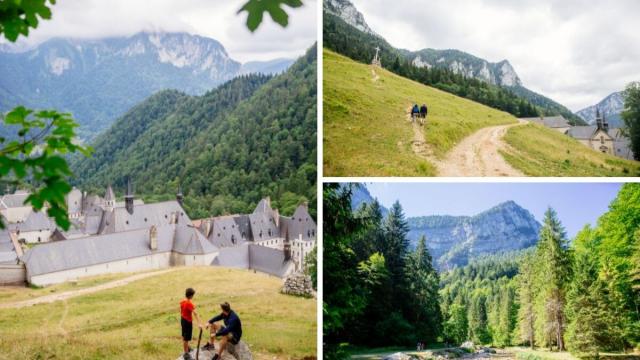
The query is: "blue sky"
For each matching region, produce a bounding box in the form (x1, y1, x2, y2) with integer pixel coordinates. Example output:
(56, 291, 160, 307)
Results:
(365, 182, 622, 238)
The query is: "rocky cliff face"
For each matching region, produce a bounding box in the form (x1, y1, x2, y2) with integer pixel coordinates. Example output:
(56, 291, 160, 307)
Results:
(408, 49, 522, 87)
(407, 201, 540, 270)
(576, 91, 625, 127)
(323, 0, 377, 36)
(0, 32, 292, 140)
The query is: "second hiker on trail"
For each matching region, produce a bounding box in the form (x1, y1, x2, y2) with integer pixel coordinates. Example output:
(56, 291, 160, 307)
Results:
(201, 302, 243, 360)
(420, 104, 428, 119)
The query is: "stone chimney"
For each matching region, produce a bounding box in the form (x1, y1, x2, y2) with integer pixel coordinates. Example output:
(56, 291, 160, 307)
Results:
(176, 184, 184, 206)
(274, 208, 280, 227)
(284, 238, 291, 261)
(149, 225, 158, 251)
(125, 178, 134, 214)
(204, 219, 212, 238)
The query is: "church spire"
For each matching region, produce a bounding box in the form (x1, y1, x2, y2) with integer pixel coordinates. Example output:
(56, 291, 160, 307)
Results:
(105, 184, 115, 210)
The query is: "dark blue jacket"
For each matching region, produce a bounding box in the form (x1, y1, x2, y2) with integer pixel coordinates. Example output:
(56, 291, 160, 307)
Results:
(209, 310, 242, 340)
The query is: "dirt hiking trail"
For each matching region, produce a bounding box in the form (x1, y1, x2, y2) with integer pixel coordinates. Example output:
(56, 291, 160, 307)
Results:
(433, 120, 526, 177)
(406, 110, 525, 176)
(0, 268, 176, 309)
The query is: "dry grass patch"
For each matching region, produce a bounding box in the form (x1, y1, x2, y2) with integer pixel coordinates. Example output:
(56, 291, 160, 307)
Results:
(0, 267, 316, 360)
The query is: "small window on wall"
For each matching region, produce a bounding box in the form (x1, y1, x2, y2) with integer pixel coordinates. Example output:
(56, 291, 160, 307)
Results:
(38, 237, 41, 242)
(268, 229, 272, 236)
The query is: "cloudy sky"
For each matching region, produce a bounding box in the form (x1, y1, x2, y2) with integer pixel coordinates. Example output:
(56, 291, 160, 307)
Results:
(365, 182, 621, 238)
(10, 0, 317, 62)
(351, 0, 640, 111)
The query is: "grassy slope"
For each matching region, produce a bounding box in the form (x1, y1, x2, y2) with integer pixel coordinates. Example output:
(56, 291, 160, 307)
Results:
(503, 123, 640, 177)
(0, 267, 316, 360)
(0, 272, 137, 303)
(323, 49, 517, 176)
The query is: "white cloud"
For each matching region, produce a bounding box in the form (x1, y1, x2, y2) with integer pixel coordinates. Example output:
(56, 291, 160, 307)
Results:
(350, 0, 640, 111)
(12, 0, 317, 62)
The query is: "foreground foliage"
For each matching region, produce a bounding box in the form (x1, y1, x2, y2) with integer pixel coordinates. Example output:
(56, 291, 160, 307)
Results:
(324, 184, 442, 358)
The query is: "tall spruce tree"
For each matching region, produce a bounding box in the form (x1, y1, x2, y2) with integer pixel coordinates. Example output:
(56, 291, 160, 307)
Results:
(566, 226, 607, 358)
(382, 201, 410, 292)
(405, 235, 443, 344)
(517, 252, 536, 348)
(533, 208, 570, 351)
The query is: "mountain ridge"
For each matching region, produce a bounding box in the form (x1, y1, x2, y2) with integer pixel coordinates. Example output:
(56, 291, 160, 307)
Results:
(70, 44, 317, 219)
(322, 0, 584, 125)
(576, 91, 625, 127)
(349, 185, 541, 271)
(0, 31, 296, 140)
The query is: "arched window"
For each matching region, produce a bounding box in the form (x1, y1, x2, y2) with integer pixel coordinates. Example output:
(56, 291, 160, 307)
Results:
(231, 235, 236, 244)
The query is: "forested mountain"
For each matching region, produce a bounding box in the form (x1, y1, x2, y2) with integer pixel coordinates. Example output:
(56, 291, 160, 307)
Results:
(70, 44, 317, 219)
(576, 91, 625, 127)
(323, 0, 584, 124)
(324, 183, 640, 358)
(239, 58, 294, 75)
(349, 184, 539, 270)
(0, 32, 293, 140)
(408, 201, 540, 270)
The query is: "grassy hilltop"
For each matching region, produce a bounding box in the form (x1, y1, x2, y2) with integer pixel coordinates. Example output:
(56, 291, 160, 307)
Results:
(0, 267, 316, 360)
(323, 49, 516, 176)
(323, 49, 640, 177)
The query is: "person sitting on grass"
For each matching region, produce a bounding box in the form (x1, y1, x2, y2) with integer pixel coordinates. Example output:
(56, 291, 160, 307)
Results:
(201, 302, 243, 360)
(180, 287, 203, 360)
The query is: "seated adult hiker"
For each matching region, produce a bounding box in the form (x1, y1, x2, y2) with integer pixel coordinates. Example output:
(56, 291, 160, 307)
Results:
(201, 302, 243, 360)
(180, 288, 204, 360)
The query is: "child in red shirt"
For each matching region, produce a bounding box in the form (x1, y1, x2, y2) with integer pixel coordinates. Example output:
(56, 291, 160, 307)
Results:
(180, 288, 203, 360)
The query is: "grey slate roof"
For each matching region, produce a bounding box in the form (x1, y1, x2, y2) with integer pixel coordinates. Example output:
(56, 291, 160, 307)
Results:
(212, 244, 250, 269)
(248, 212, 280, 241)
(523, 116, 570, 128)
(248, 244, 292, 277)
(208, 216, 246, 248)
(173, 225, 218, 254)
(285, 204, 316, 242)
(21, 224, 217, 276)
(567, 126, 597, 140)
(0, 191, 29, 209)
(0, 231, 17, 263)
(8, 211, 52, 232)
(98, 201, 191, 234)
(66, 188, 83, 214)
(211, 243, 292, 277)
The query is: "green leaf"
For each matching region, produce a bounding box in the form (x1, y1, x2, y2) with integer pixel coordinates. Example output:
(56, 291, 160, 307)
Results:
(238, 0, 303, 32)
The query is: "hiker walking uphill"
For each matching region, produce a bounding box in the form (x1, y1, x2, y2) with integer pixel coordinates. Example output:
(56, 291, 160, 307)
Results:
(201, 302, 243, 360)
(409, 103, 428, 126)
(411, 104, 420, 122)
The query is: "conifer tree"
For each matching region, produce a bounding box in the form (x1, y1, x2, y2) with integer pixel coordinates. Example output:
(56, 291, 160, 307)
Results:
(566, 226, 606, 358)
(533, 208, 570, 351)
(405, 235, 443, 343)
(382, 201, 410, 290)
